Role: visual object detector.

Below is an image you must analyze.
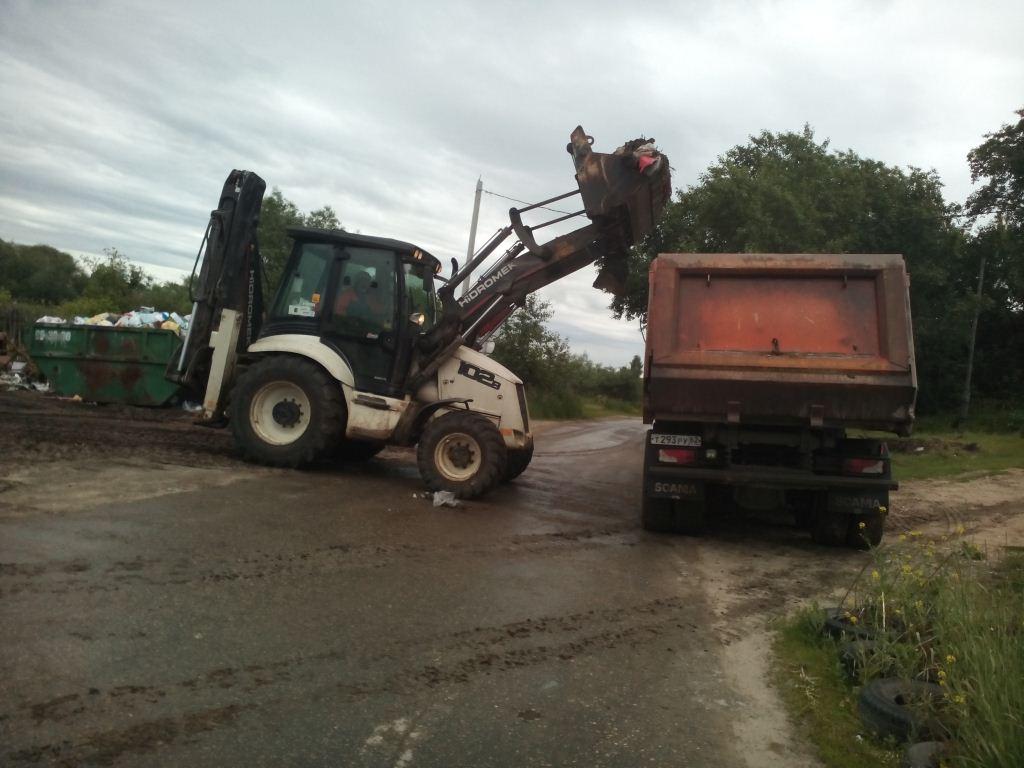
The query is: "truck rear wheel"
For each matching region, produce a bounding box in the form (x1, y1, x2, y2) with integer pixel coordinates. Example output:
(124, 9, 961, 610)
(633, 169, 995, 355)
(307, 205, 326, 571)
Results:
(417, 411, 507, 499)
(229, 356, 344, 467)
(811, 510, 850, 547)
(847, 513, 885, 549)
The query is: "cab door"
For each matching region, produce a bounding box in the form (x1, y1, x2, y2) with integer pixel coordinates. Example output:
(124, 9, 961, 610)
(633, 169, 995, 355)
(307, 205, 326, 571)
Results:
(321, 246, 402, 396)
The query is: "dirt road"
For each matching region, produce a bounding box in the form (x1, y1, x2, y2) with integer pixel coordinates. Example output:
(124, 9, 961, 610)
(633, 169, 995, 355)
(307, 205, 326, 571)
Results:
(1, 392, 1021, 767)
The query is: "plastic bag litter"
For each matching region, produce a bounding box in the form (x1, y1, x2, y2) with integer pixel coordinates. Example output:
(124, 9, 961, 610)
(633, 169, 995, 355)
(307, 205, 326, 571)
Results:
(1, 371, 30, 390)
(138, 311, 167, 325)
(36, 315, 66, 324)
(86, 312, 119, 325)
(115, 312, 144, 327)
(432, 491, 459, 508)
(161, 320, 180, 334)
(181, 401, 203, 413)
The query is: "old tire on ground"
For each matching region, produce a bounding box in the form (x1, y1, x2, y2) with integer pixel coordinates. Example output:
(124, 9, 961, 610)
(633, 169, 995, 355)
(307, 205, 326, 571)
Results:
(417, 411, 507, 499)
(811, 510, 850, 547)
(230, 355, 344, 468)
(641, 495, 675, 532)
(839, 639, 880, 680)
(901, 741, 947, 768)
(847, 513, 885, 549)
(858, 678, 946, 742)
(822, 607, 876, 641)
(336, 439, 385, 462)
(503, 442, 534, 482)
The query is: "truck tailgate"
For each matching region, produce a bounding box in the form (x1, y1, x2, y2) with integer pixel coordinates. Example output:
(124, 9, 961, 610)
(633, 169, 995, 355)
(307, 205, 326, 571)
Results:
(644, 253, 917, 434)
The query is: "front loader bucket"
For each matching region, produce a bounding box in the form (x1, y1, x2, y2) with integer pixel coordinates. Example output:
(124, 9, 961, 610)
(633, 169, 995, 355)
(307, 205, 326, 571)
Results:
(568, 126, 672, 252)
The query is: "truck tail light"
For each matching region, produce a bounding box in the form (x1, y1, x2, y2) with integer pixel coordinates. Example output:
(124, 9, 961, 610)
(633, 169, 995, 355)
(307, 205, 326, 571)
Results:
(659, 448, 697, 464)
(843, 458, 886, 475)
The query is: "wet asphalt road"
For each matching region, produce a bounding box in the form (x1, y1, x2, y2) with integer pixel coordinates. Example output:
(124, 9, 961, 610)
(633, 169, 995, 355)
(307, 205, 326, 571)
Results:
(0, 418, 802, 767)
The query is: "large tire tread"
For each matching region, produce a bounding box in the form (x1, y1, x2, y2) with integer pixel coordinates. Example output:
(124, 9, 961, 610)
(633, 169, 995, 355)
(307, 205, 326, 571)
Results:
(812, 510, 850, 547)
(858, 678, 946, 743)
(417, 411, 506, 499)
(229, 355, 345, 468)
(503, 442, 534, 482)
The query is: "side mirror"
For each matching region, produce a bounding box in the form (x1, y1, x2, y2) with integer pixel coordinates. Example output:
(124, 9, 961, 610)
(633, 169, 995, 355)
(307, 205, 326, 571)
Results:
(481, 340, 496, 355)
(409, 312, 426, 326)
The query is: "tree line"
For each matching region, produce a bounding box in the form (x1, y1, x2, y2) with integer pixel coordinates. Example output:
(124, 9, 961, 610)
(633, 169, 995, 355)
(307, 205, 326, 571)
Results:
(601, 109, 1023, 418)
(0, 190, 341, 320)
(2, 108, 1020, 420)
(489, 295, 643, 418)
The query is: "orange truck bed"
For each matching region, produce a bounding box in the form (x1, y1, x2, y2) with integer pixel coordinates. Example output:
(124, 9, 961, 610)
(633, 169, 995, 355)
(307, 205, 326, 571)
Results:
(643, 253, 917, 435)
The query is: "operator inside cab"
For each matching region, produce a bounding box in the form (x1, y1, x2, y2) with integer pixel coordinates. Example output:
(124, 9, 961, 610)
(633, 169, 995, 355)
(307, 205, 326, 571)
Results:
(334, 267, 393, 330)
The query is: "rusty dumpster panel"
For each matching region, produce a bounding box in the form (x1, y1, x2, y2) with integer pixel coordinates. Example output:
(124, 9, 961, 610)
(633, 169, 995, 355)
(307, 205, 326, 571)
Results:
(644, 253, 917, 435)
(29, 325, 182, 406)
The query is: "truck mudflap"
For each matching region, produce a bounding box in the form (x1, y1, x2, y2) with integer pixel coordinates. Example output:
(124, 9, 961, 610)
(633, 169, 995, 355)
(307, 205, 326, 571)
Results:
(646, 475, 704, 501)
(827, 488, 889, 515)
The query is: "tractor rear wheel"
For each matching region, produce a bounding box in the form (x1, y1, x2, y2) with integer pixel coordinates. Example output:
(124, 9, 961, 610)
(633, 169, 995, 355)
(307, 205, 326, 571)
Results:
(230, 356, 344, 467)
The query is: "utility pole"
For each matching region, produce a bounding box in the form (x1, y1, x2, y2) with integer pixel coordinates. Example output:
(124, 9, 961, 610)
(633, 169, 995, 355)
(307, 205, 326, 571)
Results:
(461, 177, 483, 297)
(957, 215, 997, 429)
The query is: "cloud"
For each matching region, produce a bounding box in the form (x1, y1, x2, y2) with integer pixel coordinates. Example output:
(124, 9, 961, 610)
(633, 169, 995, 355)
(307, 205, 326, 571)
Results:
(1, 0, 1021, 365)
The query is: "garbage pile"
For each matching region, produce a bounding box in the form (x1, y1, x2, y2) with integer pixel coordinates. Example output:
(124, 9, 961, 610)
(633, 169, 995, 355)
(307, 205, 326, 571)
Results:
(0, 333, 48, 392)
(35, 308, 191, 337)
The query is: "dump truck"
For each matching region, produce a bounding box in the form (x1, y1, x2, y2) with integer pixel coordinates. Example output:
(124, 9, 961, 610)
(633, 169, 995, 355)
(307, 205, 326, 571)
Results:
(170, 127, 670, 498)
(641, 253, 917, 547)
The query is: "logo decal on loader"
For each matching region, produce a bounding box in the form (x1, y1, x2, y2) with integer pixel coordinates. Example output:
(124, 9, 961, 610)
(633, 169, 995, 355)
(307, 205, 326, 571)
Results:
(458, 360, 501, 390)
(457, 263, 515, 308)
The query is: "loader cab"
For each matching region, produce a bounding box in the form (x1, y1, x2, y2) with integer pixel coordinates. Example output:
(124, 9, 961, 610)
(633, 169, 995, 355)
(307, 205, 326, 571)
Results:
(265, 228, 440, 397)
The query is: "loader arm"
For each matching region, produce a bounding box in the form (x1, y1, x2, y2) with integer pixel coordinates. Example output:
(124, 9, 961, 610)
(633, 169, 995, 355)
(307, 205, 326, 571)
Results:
(412, 126, 671, 387)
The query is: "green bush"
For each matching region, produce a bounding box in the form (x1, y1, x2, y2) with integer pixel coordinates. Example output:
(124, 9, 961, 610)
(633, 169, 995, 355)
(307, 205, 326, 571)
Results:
(527, 389, 584, 420)
(778, 534, 1024, 767)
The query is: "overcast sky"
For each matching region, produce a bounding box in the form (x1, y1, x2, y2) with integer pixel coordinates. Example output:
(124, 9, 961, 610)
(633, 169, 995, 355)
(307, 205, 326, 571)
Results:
(1, 1, 1021, 364)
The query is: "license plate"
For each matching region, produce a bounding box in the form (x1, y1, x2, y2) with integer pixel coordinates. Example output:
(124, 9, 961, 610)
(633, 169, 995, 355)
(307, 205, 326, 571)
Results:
(650, 433, 701, 447)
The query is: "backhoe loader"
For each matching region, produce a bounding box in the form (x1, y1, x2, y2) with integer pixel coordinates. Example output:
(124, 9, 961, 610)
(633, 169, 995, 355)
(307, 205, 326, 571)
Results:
(168, 127, 670, 497)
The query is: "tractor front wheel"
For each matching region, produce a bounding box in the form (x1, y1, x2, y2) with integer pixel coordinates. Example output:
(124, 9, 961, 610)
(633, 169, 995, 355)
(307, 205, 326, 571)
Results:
(417, 412, 507, 499)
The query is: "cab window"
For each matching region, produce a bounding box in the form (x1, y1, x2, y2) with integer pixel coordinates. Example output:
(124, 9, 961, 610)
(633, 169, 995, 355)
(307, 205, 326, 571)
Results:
(328, 247, 397, 337)
(403, 262, 438, 328)
(271, 243, 333, 319)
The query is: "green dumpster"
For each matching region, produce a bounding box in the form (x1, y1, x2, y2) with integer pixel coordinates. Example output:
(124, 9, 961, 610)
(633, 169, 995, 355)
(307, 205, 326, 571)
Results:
(28, 324, 182, 406)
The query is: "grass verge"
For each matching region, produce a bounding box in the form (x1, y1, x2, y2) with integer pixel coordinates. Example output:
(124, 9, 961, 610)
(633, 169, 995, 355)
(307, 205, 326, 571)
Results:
(889, 432, 1024, 481)
(772, 612, 900, 767)
(774, 536, 1024, 767)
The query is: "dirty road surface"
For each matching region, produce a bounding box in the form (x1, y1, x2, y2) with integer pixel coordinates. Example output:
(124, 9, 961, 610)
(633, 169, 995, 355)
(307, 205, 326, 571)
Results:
(2, 393, 1019, 767)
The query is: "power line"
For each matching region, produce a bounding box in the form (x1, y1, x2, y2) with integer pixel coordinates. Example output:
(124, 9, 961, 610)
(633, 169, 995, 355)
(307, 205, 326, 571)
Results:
(481, 188, 576, 216)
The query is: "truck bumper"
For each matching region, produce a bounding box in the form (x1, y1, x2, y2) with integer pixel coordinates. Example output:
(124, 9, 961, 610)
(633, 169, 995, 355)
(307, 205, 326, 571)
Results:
(645, 465, 897, 496)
